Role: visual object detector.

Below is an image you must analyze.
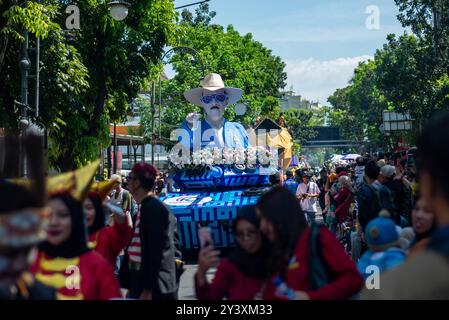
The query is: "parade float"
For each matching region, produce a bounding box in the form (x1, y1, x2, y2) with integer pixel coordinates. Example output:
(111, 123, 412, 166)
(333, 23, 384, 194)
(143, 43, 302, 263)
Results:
(159, 73, 293, 250)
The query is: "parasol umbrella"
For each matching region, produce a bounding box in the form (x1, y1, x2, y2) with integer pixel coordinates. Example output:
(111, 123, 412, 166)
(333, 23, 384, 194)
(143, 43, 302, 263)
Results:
(342, 154, 361, 161)
(290, 155, 299, 167)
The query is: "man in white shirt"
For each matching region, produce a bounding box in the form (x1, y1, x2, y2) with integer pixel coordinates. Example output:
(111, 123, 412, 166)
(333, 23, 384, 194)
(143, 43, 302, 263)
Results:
(296, 171, 321, 224)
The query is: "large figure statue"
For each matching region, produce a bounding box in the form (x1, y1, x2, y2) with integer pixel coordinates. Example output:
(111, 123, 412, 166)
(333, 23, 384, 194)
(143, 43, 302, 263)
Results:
(180, 73, 249, 150)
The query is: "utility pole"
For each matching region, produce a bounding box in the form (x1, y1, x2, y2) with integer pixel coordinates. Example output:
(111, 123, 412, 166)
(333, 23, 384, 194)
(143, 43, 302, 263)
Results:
(18, 28, 30, 177)
(113, 123, 117, 174)
(151, 81, 155, 165)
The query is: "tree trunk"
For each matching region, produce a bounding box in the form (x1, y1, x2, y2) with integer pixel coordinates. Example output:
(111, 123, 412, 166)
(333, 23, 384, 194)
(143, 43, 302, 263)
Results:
(88, 27, 107, 138)
(59, 147, 76, 172)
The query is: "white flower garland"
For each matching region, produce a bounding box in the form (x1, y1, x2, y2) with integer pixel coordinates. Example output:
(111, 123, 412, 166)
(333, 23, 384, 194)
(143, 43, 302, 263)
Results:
(169, 146, 275, 169)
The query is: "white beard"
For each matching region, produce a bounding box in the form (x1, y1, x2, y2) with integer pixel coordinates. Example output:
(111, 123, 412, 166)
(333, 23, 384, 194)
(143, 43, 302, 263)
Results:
(206, 109, 223, 122)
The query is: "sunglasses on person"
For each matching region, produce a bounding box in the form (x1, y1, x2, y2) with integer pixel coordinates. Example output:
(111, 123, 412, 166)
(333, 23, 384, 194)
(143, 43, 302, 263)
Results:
(200, 93, 228, 105)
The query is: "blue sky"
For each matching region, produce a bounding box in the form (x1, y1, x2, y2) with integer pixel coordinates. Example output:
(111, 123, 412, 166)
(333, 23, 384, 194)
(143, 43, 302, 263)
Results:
(173, 0, 408, 104)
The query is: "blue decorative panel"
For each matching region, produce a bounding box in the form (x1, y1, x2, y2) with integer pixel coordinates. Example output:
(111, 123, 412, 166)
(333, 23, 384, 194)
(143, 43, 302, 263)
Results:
(161, 189, 262, 248)
(172, 166, 270, 190)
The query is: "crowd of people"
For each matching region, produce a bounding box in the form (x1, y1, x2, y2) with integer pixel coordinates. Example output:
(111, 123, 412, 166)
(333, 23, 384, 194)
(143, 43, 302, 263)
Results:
(193, 111, 449, 300)
(1, 111, 449, 300)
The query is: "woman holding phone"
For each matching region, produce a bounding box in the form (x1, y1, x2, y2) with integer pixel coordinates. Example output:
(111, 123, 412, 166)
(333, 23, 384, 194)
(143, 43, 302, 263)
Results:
(195, 206, 270, 300)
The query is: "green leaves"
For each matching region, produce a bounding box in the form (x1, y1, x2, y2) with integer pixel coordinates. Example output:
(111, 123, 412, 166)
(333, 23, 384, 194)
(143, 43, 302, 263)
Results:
(1, 0, 177, 170)
(2, 1, 60, 41)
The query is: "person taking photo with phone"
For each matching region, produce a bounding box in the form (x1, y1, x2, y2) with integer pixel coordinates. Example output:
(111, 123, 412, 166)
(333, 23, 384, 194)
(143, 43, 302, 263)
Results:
(195, 206, 270, 300)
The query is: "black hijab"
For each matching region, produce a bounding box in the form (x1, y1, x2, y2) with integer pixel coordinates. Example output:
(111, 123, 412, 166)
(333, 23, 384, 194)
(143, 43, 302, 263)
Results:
(227, 205, 270, 279)
(86, 193, 106, 234)
(39, 194, 89, 258)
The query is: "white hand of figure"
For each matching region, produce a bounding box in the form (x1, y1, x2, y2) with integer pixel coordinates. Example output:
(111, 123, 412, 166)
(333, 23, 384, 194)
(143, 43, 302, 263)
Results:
(186, 112, 199, 129)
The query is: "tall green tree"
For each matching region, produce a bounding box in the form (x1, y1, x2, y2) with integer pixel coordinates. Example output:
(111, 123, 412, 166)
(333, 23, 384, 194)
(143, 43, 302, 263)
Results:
(1, 1, 177, 170)
(0, 0, 88, 137)
(283, 108, 317, 145)
(395, 0, 449, 74)
(46, 0, 176, 170)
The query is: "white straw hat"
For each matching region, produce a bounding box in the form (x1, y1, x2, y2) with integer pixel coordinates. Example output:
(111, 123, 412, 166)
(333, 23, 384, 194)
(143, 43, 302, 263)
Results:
(184, 73, 243, 107)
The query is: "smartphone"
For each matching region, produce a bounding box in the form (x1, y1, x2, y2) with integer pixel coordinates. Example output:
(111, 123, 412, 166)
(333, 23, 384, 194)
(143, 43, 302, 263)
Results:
(104, 201, 124, 216)
(198, 227, 213, 249)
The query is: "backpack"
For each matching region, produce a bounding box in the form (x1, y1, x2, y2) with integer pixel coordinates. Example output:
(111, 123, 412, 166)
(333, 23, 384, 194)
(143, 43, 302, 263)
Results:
(368, 184, 398, 222)
(309, 222, 331, 290)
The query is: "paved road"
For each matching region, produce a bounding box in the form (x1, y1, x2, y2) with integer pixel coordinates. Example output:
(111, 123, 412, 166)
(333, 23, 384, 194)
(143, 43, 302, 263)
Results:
(179, 265, 216, 300)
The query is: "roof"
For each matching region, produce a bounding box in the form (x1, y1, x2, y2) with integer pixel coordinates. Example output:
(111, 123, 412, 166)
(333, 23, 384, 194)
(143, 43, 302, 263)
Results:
(109, 125, 142, 136)
(254, 118, 282, 131)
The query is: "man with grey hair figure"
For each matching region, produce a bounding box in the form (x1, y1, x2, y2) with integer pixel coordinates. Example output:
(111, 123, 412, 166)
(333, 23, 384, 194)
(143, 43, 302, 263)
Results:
(179, 73, 249, 151)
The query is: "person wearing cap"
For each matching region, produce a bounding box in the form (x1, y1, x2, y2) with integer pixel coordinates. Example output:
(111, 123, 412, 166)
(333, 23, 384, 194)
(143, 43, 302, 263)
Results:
(378, 165, 405, 226)
(125, 163, 178, 300)
(296, 171, 320, 225)
(180, 73, 249, 151)
(357, 211, 406, 280)
(316, 169, 328, 212)
(30, 161, 121, 300)
(388, 160, 414, 227)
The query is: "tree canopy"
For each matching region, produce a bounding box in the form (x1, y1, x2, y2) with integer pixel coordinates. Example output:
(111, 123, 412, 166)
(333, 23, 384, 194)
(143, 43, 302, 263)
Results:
(327, 1, 449, 152)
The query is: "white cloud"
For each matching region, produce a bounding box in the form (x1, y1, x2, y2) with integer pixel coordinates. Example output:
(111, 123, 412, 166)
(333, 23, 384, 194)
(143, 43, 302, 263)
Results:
(285, 55, 373, 104)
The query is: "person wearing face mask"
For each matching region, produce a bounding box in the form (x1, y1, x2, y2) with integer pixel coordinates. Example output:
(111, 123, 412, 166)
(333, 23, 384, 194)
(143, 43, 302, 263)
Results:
(195, 205, 270, 300)
(180, 73, 249, 151)
(30, 161, 121, 300)
(83, 180, 133, 267)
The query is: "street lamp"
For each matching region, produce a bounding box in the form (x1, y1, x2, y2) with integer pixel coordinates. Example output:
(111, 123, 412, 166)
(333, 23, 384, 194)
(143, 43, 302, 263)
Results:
(108, 1, 131, 21)
(175, 0, 210, 10)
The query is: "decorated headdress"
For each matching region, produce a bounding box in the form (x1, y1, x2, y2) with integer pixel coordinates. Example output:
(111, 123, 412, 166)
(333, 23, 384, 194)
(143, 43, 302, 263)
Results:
(39, 160, 100, 259)
(89, 178, 119, 201)
(47, 160, 100, 201)
(0, 134, 48, 249)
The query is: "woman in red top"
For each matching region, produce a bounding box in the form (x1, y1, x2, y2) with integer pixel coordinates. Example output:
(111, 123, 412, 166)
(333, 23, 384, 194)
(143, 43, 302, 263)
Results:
(256, 187, 363, 300)
(195, 206, 270, 300)
(333, 175, 354, 224)
(83, 193, 133, 267)
(30, 194, 121, 300)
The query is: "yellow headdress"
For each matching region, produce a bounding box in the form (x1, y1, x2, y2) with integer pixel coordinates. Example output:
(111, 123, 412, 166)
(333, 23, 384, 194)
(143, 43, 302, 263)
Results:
(89, 179, 119, 201)
(47, 160, 100, 202)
